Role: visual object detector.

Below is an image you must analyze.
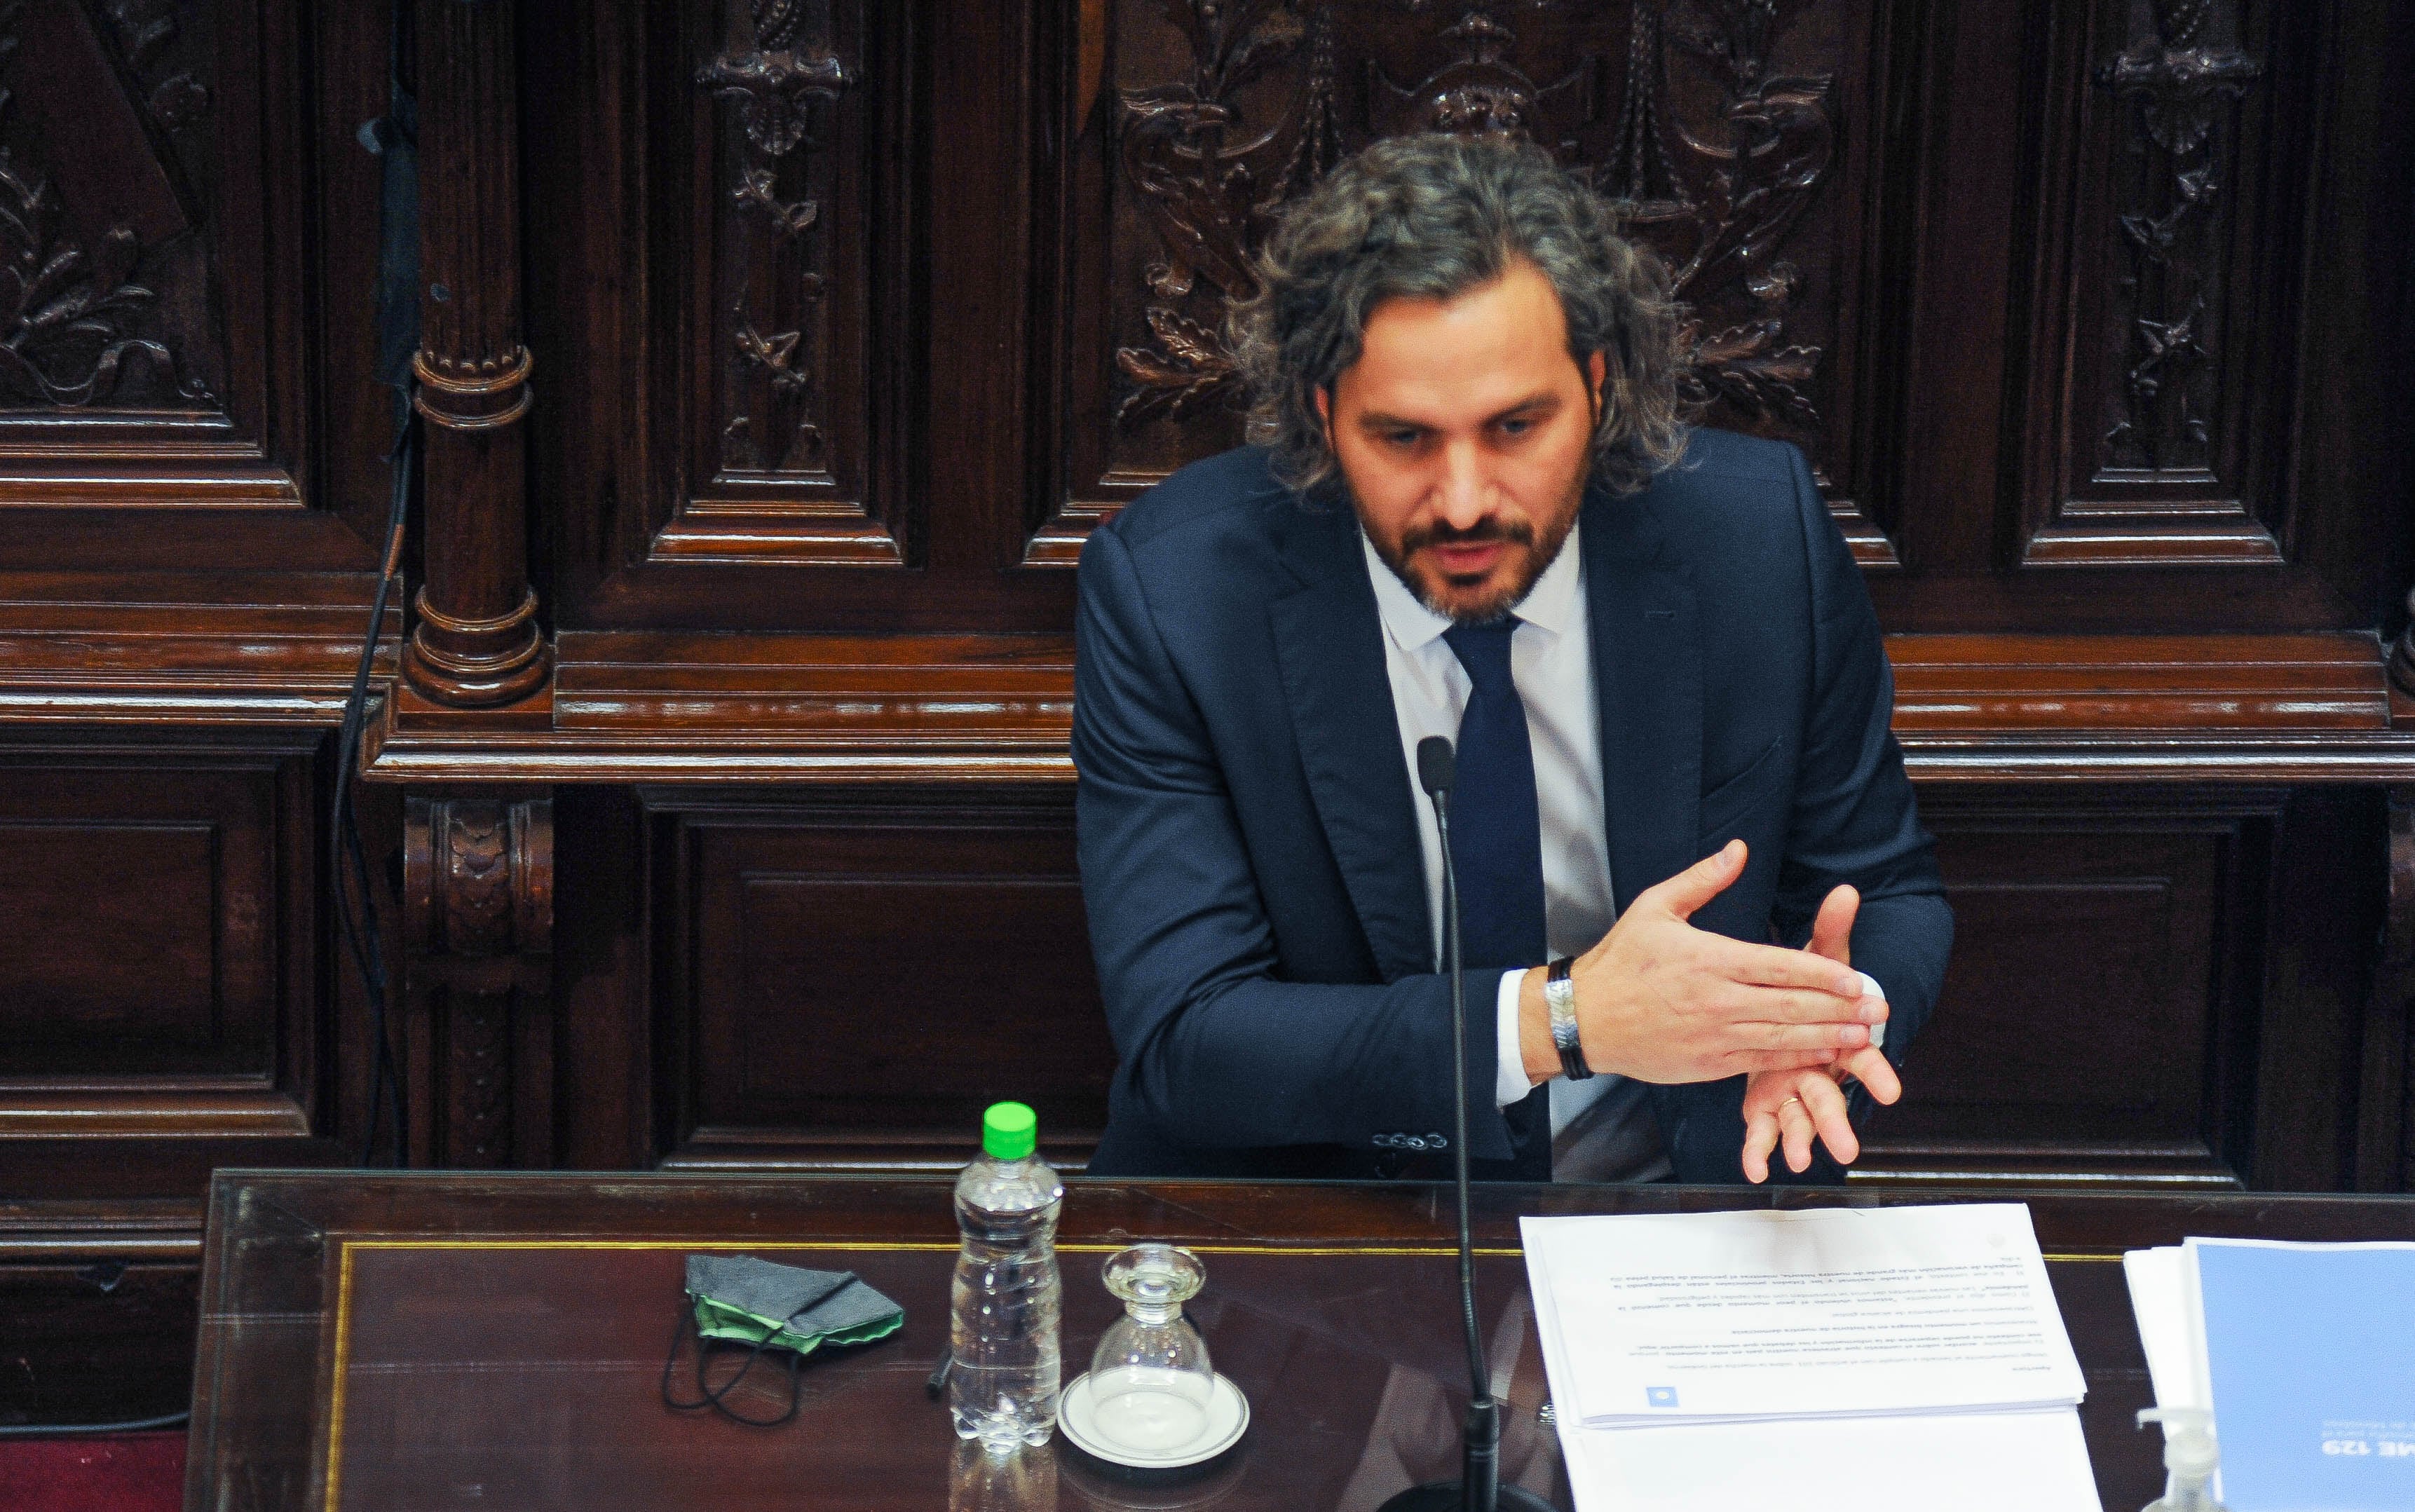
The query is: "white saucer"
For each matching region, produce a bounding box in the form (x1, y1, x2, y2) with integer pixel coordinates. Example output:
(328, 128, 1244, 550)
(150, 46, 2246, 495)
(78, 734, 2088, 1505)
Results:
(1058, 1370, 1249, 1469)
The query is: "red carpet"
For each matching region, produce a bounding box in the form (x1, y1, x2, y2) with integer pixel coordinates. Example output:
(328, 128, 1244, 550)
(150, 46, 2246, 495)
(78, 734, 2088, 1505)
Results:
(0, 1432, 184, 1512)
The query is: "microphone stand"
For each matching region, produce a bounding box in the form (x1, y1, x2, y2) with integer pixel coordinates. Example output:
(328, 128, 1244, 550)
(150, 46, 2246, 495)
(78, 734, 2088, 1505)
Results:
(1380, 738, 1555, 1512)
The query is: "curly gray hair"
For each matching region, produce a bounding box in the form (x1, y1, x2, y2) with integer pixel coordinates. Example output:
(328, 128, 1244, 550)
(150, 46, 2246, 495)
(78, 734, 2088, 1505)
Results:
(1227, 133, 1687, 498)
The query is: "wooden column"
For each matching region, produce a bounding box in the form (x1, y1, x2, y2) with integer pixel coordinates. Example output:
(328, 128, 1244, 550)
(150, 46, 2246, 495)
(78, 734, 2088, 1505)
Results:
(403, 0, 548, 708)
(403, 796, 555, 1168)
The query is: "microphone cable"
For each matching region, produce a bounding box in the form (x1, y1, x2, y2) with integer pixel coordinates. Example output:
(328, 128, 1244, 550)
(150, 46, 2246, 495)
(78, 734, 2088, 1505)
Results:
(0, 1409, 191, 1438)
(337, 9, 419, 1170)
(329, 402, 415, 1171)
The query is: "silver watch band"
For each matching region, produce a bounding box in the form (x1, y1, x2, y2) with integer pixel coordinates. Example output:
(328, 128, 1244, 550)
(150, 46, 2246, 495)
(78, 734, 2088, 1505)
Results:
(1545, 957, 1591, 1080)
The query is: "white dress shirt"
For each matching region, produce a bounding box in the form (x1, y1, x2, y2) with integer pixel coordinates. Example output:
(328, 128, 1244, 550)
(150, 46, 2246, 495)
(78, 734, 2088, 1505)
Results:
(1363, 524, 1671, 1183)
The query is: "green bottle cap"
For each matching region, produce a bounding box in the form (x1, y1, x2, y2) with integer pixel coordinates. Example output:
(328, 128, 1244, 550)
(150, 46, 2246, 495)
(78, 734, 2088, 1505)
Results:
(981, 1101, 1038, 1161)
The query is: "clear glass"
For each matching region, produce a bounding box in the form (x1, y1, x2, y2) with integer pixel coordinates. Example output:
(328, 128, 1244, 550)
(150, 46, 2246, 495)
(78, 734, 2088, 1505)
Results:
(1084, 1244, 1216, 1453)
(950, 1150, 1066, 1450)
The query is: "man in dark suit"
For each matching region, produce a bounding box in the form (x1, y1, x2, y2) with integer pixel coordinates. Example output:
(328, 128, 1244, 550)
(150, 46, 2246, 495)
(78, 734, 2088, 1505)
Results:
(1074, 135, 1950, 1185)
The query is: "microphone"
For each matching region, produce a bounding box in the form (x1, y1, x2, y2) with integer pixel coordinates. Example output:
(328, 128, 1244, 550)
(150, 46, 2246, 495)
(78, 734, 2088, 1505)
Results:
(1379, 737, 1553, 1512)
(1417, 735, 1456, 805)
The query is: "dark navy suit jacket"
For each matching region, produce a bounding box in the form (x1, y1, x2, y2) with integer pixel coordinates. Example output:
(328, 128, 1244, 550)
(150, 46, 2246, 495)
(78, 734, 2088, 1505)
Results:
(1072, 429, 1950, 1184)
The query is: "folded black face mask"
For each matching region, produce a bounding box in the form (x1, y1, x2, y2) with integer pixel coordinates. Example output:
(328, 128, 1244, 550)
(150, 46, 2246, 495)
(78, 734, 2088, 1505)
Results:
(660, 1254, 905, 1426)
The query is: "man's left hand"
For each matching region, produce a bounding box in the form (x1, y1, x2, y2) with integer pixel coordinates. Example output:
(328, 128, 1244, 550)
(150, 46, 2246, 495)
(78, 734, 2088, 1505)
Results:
(1741, 885, 1903, 1183)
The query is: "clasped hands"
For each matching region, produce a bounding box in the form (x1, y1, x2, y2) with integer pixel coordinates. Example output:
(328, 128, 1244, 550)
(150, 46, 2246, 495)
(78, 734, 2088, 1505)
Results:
(1515, 838, 1900, 1184)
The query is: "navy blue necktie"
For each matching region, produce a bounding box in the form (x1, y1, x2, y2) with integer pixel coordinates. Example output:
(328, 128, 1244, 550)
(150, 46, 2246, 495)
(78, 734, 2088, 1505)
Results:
(1440, 620, 1549, 972)
(1441, 618, 1551, 1179)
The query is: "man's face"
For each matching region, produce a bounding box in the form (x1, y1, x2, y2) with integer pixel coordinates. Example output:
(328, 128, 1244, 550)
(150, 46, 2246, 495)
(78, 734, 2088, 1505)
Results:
(1318, 259, 1605, 622)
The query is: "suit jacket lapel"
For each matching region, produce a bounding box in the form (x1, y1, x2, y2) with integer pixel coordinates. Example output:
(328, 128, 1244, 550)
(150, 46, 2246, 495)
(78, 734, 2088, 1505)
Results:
(1581, 482, 1703, 913)
(1267, 501, 1434, 982)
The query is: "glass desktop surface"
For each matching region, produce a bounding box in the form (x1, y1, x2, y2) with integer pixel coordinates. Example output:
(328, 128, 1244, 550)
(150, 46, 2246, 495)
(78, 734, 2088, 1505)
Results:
(184, 1171, 2415, 1511)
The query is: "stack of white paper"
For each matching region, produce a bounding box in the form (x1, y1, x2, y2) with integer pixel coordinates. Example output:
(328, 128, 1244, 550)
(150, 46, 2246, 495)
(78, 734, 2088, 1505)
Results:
(2125, 1237, 2415, 1511)
(1522, 1204, 2102, 1512)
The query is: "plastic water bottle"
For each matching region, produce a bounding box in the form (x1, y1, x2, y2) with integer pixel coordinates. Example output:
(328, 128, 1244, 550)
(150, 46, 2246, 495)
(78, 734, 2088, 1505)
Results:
(949, 1101, 1063, 1450)
(947, 1436, 1057, 1511)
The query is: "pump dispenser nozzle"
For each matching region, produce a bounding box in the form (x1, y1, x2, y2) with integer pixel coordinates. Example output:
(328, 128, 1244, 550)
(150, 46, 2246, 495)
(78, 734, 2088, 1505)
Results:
(2137, 1408, 2223, 1512)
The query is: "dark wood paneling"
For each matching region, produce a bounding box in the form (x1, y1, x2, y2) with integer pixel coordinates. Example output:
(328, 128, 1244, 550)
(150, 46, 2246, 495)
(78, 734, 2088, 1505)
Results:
(0, 0, 397, 574)
(0, 820, 217, 1060)
(0, 736, 318, 1132)
(525, 0, 1074, 633)
(1872, 0, 2409, 631)
(653, 791, 1114, 1167)
(667, 0, 901, 566)
(552, 786, 651, 1170)
(0, 0, 266, 468)
(1045, 0, 1899, 566)
(1861, 791, 2271, 1184)
(0, 1260, 196, 1423)
(626, 782, 2348, 1190)
(2251, 785, 2389, 1190)
(2367, 786, 2415, 1190)
(0, 0, 2409, 1427)
(2012, 0, 2307, 568)
(0, 731, 341, 1425)
(2291, 4, 2415, 631)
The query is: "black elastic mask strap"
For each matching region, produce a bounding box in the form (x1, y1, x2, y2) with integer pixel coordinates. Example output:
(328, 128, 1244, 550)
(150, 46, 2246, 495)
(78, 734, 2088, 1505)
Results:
(660, 1297, 808, 1427)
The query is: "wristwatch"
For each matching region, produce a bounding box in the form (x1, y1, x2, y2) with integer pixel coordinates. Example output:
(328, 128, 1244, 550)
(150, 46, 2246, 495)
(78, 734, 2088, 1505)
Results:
(1544, 957, 1591, 1081)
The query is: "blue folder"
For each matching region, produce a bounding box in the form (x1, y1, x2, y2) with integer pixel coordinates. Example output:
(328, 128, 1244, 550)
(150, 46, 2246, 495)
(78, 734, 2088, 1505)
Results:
(2196, 1240, 2415, 1511)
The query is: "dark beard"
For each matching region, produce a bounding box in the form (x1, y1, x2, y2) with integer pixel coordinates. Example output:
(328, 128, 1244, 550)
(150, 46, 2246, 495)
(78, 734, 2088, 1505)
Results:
(1361, 482, 1584, 625)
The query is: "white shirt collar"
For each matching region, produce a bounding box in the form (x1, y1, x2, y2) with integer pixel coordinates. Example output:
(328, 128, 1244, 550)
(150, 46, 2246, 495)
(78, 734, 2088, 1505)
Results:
(1361, 519, 1584, 655)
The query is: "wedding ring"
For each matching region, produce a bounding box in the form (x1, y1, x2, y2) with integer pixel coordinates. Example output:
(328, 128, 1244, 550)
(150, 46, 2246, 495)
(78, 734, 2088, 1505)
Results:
(1779, 1096, 1804, 1111)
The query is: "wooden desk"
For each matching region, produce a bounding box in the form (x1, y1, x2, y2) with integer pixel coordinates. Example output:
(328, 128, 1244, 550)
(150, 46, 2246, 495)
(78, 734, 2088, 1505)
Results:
(184, 1173, 2415, 1511)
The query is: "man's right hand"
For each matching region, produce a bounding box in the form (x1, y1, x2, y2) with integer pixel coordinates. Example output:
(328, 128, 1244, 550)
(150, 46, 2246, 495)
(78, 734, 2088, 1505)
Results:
(1518, 840, 1884, 1085)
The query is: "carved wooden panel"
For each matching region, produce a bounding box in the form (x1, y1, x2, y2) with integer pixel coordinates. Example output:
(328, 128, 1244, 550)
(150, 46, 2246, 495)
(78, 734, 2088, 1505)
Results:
(404, 796, 554, 1169)
(1039, 0, 1895, 564)
(652, 0, 899, 566)
(0, 734, 320, 1139)
(2016, 0, 2298, 566)
(1860, 792, 2271, 1184)
(655, 793, 1115, 1166)
(0, 0, 314, 509)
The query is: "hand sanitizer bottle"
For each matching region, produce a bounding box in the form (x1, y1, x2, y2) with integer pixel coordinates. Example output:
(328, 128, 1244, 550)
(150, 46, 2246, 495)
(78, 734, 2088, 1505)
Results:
(2137, 1408, 2224, 1512)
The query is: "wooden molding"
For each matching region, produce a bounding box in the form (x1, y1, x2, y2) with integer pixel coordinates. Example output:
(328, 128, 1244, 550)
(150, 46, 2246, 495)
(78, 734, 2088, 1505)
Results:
(362, 627, 2415, 786)
(0, 1090, 312, 1140)
(0, 1199, 204, 1264)
(660, 1129, 1098, 1176)
(0, 578, 395, 725)
(1889, 633, 2392, 729)
(1847, 1152, 2243, 1190)
(648, 508, 905, 567)
(1021, 496, 1901, 573)
(2020, 515, 2287, 568)
(365, 631, 1078, 782)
